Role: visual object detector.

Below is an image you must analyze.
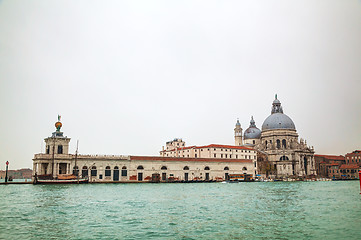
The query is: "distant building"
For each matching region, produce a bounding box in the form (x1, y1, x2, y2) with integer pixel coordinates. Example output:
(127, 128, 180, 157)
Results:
(314, 154, 345, 178)
(160, 139, 257, 161)
(345, 150, 361, 165)
(329, 164, 360, 180)
(0, 168, 32, 179)
(319, 150, 361, 180)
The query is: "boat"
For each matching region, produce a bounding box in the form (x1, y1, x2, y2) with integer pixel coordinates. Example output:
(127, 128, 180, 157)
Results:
(227, 173, 254, 182)
(34, 175, 88, 184)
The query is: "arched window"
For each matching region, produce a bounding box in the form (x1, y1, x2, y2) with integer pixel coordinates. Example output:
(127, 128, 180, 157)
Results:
(121, 166, 127, 176)
(183, 166, 189, 170)
(82, 166, 88, 177)
(161, 166, 167, 170)
(137, 165, 144, 170)
(105, 166, 111, 177)
(276, 139, 281, 149)
(91, 166, 97, 176)
(204, 166, 210, 170)
(242, 167, 247, 171)
(253, 140, 255, 144)
(114, 166, 119, 170)
(280, 156, 289, 161)
(265, 140, 268, 149)
(282, 139, 286, 148)
(224, 166, 229, 171)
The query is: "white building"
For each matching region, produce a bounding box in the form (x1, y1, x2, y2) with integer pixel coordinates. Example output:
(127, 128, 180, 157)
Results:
(33, 119, 256, 182)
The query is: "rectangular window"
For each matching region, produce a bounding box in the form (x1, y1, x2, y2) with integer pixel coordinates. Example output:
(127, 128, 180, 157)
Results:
(121, 170, 127, 176)
(214, 154, 216, 158)
(221, 154, 223, 158)
(99, 174, 103, 179)
(225, 154, 227, 158)
(230, 155, 232, 158)
(236, 155, 238, 159)
(57, 145, 63, 154)
(105, 169, 111, 177)
(195, 154, 197, 158)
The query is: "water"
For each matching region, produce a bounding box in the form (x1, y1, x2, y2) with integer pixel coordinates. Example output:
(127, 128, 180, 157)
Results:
(0, 181, 360, 239)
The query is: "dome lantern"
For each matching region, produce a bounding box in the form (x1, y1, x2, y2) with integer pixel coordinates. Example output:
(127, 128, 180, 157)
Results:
(262, 95, 296, 131)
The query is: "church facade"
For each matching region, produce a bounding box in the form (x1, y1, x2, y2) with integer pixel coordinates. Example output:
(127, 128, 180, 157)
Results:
(235, 95, 316, 177)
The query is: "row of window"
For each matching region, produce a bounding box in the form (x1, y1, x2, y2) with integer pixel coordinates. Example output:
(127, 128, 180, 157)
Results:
(165, 153, 255, 159)
(46, 145, 63, 154)
(74, 165, 247, 173)
(346, 158, 360, 163)
(330, 169, 358, 173)
(265, 139, 287, 149)
(167, 149, 253, 154)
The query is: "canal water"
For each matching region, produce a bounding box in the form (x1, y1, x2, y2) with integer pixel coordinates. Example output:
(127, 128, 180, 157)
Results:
(0, 181, 360, 239)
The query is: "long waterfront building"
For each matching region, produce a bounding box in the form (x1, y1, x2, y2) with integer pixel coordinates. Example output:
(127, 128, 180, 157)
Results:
(32, 121, 255, 182)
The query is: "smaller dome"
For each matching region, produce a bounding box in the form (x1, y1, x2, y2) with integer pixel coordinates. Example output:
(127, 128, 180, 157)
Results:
(244, 116, 261, 139)
(235, 119, 241, 126)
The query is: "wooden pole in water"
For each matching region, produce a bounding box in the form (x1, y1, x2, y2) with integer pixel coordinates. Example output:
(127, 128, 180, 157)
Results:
(359, 170, 361, 194)
(5, 161, 9, 183)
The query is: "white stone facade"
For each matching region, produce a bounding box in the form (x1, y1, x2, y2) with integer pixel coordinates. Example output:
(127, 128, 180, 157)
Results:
(33, 153, 255, 182)
(32, 125, 256, 182)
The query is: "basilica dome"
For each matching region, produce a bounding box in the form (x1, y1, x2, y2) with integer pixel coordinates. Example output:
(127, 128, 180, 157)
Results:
(244, 116, 261, 139)
(262, 95, 296, 131)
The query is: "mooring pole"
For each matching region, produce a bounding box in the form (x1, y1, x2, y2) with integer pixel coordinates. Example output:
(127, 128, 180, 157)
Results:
(359, 170, 361, 194)
(5, 161, 9, 183)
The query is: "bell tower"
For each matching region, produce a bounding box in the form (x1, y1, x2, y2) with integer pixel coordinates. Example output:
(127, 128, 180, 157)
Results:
(234, 119, 243, 146)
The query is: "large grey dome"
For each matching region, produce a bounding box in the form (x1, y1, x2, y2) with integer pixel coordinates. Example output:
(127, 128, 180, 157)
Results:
(262, 95, 296, 131)
(244, 116, 261, 139)
(262, 113, 296, 131)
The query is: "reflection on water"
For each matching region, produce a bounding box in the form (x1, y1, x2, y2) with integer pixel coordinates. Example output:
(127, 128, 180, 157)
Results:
(0, 181, 360, 239)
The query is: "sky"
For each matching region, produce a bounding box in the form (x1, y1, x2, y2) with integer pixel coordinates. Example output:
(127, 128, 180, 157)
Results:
(0, 0, 361, 170)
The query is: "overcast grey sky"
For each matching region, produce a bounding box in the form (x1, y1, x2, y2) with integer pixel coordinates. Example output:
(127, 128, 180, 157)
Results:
(1, 0, 361, 169)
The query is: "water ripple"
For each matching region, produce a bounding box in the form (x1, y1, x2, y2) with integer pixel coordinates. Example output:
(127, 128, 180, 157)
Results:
(0, 182, 361, 239)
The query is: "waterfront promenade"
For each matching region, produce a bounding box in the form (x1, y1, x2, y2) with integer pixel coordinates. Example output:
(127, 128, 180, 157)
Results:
(0, 181, 360, 239)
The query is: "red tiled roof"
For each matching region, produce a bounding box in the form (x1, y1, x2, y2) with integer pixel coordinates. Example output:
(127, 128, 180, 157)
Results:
(315, 154, 345, 161)
(130, 156, 253, 163)
(161, 144, 253, 152)
(346, 150, 361, 156)
(340, 164, 360, 169)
